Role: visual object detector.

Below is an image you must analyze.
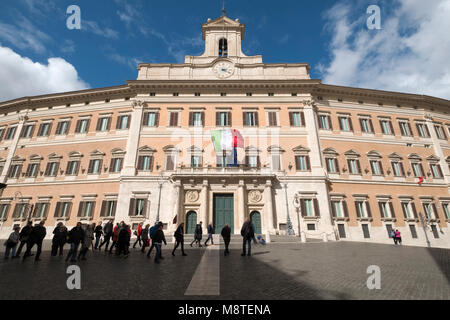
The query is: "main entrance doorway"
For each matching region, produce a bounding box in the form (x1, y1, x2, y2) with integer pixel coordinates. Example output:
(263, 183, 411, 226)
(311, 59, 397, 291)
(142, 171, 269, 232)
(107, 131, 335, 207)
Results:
(213, 194, 234, 234)
(186, 211, 197, 234)
(250, 211, 262, 234)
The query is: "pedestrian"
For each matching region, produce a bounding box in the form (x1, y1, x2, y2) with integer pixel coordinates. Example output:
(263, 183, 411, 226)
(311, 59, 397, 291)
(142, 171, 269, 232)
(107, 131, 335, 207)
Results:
(141, 224, 150, 253)
(15, 221, 33, 258)
(250, 220, 258, 245)
(99, 219, 113, 251)
(147, 222, 159, 258)
(132, 222, 143, 248)
(153, 222, 167, 263)
(240, 218, 254, 256)
(190, 221, 203, 247)
(221, 224, 231, 256)
(4, 227, 20, 259)
(65, 222, 85, 263)
(204, 223, 214, 246)
(172, 223, 187, 256)
(108, 223, 120, 254)
(23, 220, 47, 262)
(390, 229, 397, 245)
(94, 222, 103, 249)
(117, 224, 131, 258)
(51, 223, 68, 256)
(78, 224, 94, 261)
(394, 229, 402, 245)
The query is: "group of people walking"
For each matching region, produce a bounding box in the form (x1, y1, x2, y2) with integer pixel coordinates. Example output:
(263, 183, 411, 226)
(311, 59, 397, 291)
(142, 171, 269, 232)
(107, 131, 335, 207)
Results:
(3, 217, 263, 262)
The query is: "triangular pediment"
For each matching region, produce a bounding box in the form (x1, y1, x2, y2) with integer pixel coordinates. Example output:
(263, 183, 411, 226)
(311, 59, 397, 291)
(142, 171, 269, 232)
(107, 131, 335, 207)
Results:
(426, 155, 440, 162)
(292, 145, 310, 153)
(344, 150, 360, 157)
(367, 150, 382, 158)
(203, 16, 241, 28)
(388, 152, 403, 160)
(408, 153, 422, 161)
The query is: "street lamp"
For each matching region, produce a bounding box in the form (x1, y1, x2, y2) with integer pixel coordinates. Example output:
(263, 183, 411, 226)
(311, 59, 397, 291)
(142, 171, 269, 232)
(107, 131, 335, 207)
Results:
(155, 172, 164, 223)
(283, 171, 295, 236)
(14, 191, 34, 224)
(293, 192, 301, 237)
(419, 212, 431, 248)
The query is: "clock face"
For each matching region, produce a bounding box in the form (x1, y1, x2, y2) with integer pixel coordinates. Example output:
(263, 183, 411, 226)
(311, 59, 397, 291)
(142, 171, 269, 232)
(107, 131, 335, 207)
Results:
(213, 61, 235, 79)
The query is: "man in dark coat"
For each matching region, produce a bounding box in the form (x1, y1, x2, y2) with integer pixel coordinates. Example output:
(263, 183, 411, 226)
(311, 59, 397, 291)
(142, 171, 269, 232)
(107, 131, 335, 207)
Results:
(190, 221, 203, 247)
(15, 221, 33, 258)
(98, 219, 113, 251)
(51, 223, 68, 256)
(221, 224, 231, 256)
(65, 222, 85, 263)
(241, 218, 254, 256)
(153, 222, 167, 263)
(23, 220, 47, 261)
(172, 223, 187, 256)
(93, 222, 103, 250)
(117, 224, 131, 257)
(204, 223, 214, 246)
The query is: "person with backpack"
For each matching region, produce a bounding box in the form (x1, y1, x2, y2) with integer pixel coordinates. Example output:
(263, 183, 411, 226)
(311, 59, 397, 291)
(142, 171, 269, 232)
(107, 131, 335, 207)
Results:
(204, 223, 214, 246)
(65, 222, 85, 263)
(15, 221, 33, 258)
(394, 229, 402, 245)
(147, 222, 159, 258)
(240, 218, 254, 256)
(117, 224, 131, 258)
(153, 222, 167, 263)
(221, 224, 231, 256)
(172, 223, 187, 256)
(141, 224, 150, 253)
(132, 222, 143, 249)
(51, 223, 68, 256)
(94, 222, 103, 250)
(23, 220, 47, 262)
(108, 223, 121, 254)
(190, 221, 203, 247)
(390, 229, 397, 245)
(99, 219, 113, 251)
(4, 227, 20, 259)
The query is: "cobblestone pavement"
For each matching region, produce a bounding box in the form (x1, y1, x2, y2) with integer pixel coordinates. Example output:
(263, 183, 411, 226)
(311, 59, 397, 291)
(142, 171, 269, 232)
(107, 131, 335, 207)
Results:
(0, 240, 448, 300)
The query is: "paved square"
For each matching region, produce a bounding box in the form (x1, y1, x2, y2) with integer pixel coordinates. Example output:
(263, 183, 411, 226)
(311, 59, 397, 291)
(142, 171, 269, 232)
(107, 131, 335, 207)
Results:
(0, 240, 448, 300)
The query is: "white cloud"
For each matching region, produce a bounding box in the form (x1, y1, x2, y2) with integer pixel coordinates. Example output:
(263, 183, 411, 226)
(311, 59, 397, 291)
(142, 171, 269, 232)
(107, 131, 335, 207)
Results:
(320, 0, 450, 100)
(0, 45, 89, 102)
(82, 20, 119, 39)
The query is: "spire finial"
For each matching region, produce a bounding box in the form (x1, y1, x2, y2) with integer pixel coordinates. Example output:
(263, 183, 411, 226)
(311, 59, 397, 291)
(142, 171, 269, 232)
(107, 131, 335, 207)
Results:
(222, 1, 226, 16)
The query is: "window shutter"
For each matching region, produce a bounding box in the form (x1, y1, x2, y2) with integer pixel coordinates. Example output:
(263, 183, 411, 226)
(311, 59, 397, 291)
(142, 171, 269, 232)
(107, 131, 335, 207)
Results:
(45, 163, 51, 176)
(335, 159, 340, 173)
(348, 117, 353, 131)
(75, 120, 81, 133)
(359, 118, 364, 132)
(379, 161, 384, 175)
(255, 112, 259, 126)
(411, 202, 418, 218)
(85, 120, 90, 133)
(98, 160, 103, 174)
(338, 117, 343, 130)
(356, 160, 361, 174)
(228, 112, 232, 126)
(245, 156, 249, 166)
(389, 202, 395, 219)
(369, 119, 374, 133)
(342, 201, 349, 217)
(366, 202, 372, 217)
(216, 112, 220, 126)
(143, 112, 149, 126)
(0, 129, 5, 141)
(43, 203, 50, 218)
(155, 113, 160, 127)
(325, 158, 330, 172)
(306, 156, 311, 171)
(137, 156, 143, 170)
(300, 199, 306, 217)
(56, 122, 62, 134)
(111, 201, 117, 217)
(243, 112, 247, 126)
(37, 124, 43, 136)
(96, 119, 102, 131)
(401, 203, 408, 219)
(424, 125, 430, 137)
(355, 202, 361, 218)
(313, 199, 320, 217)
(106, 118, 111, 130)
(189, 112, 194, 126)
(109, 159, 114, 172)
(126, 116, 131, 129)
(149, 156, 154, 172)
(88, 160, 94, 174)
(143, 200, 148, 218)
(327, 116, 333, 130)
(100, 201, 106, 217)
(407, 123, 413, 136)
(431, 203, 438, 218)
(300, 112, 305, 126)
(378, 202, 384, 217)
(400, 162, 405, 176)
(201, 112, 205, 127)
(116, 116, 122, 129)
(289, 112, 294, 126)
(437, 165, 443, 178)
(54, 202, 61, 218)
(295, 156, 300, 171)
(89, 202, 96, 217)
(331, 201, 336, 217)
(77, 202, 85, 217)
(65, 162, 71, 174)
(25, 164, 31, 177)
(129, 198, 136, 217)
(75, 161, 80, 176)
(389, 121, 395, 135)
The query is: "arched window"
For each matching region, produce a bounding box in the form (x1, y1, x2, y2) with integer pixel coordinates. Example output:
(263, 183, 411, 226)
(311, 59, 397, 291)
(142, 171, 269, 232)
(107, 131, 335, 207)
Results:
(219, 38, 228, 57)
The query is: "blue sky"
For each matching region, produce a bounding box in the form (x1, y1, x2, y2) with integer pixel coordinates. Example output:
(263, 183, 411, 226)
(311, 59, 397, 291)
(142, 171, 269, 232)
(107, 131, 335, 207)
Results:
(0, 0, 449, 102)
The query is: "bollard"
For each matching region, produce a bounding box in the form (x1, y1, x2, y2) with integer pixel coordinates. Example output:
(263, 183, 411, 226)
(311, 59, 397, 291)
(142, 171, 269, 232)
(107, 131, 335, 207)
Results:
(265, 233, 271, 243)
(322, 232, 328, 242)
(300, 231, 306, 243)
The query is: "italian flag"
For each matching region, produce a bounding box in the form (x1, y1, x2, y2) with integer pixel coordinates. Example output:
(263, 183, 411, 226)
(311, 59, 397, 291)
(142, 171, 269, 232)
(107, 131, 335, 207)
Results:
(211, 129, 244, 152)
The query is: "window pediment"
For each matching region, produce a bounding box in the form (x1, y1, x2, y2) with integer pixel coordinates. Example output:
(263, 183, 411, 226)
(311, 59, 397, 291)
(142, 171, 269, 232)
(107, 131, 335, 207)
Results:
(344, 150, 360, 158)
(426, 155, 440, 162)
(267, 145, 285, 153)
(111, 148, 126, 156)
(323, 148, 339, 156)
(48, 153, 62, 160)
(90, 150, 105, 157)
(163, 145, 180, 153)
(408, 153, 422, 161)
(68, 151, 83, 159)
(388, 152, 403, 160)
(292, 145, 310, 154)
(367, 150, 381, 159)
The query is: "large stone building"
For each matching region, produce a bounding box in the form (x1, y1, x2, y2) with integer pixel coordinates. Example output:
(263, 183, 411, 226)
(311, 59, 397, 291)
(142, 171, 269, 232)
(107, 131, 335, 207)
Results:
(0, 14, 449, 248)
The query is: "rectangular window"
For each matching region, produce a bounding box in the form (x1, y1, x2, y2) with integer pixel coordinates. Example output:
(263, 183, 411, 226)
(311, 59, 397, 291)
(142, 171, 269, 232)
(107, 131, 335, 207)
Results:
(356, 201, 366, 218)
(216, 112, 231, 127)
(165, 155, 175, 171)
(402, 202, 413, 219)
(391, 161, 405, 177)
(370, 160, 383, 176)
(338, 224, 346, 238)
(78, 201, 95, 218)
(38, 123, 52, 136)
(289, 112, 304, 127)
(348, 159, 361, 175)
(33, 203, 49, 218)
(326, 158, 338, 173)
(137, 156, 153, 171)
(109, 158, 123, 173)
(434, 125, 447, 140)
(26, 163, 39, 178)
(54, 202, 72, 218)
(243, 112, 258, 127)
(247, 155, 259, 168)
(271, 154, 281, 171)
(362, 224, 370, 238)
(76, 119, 90, 133)
(191, 155, 202, 168)
(0, 128, 6, 141)
(116, 115, 131, 130)
(409, 225, 418, 239)
(416, 123, 430, 138)
(411, 163, 424, 177)
(189, 112, 204, 127)
(338, 116, 353, 132)
(168, 112, 179, 127)
(66, 161, 80, 176)
(13, 203, 28, 219)
(88, 159, 102, 174)
(100, 200, 117, 217)
(360, 118, 373, 133)
(304, 199, 314, 217)
(399, 121, 412, 136)
(56, 121, 70, 135)
(143, 112, 159, 127)
(8, 164, 22, 178)
(380, 120, 393, 135)
(0, 204, 10, 220)
(5, 126, 17, 140)
(443, 203, 450, 219)
(267, 112, 278, 127)
(21, 124, 35, 138)
(430, 164, 443, 178)
(431, 225, 439, 239)
(379, 202, 389, 218)
(96, 117, 111, 132)
(423, 203, 435, 219)
(295, 155, 310, 171)
(131, 199, 146, 216)
(332, 201, 343, 217)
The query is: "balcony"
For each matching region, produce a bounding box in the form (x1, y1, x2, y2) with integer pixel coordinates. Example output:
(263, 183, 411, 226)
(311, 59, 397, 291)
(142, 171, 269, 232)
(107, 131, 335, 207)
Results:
(171, 165, 276, 177)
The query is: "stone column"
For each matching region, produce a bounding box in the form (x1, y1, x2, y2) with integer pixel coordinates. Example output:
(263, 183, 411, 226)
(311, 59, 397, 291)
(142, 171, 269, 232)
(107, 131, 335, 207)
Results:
(264, 179, 275, 234)
(237, 179, 246, 233)
(122, 100, 144, 176)
(172, 180, 182, 232)
(200, 180, 209, 233)
(425, 114, 450, 184)
(303, 99, 326, 176)
(0, 113, 27, 183)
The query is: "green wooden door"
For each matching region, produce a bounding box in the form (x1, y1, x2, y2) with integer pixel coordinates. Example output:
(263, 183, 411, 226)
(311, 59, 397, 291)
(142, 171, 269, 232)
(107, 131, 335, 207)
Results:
(250, 211, 262, 234)
(186, 211, 197, 234)
(213, 194, 234, 234)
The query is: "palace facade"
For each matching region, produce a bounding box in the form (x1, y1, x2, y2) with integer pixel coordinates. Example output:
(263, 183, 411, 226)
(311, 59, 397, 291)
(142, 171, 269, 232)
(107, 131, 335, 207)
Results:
(0, 15, 449, 248)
